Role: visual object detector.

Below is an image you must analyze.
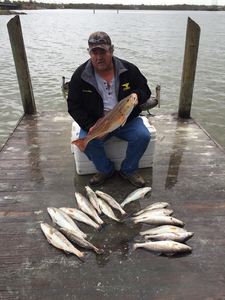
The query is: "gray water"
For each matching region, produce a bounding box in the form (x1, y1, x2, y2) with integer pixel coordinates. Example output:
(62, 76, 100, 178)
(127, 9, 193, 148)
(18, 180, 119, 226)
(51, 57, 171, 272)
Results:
(0, 9, 224, 149)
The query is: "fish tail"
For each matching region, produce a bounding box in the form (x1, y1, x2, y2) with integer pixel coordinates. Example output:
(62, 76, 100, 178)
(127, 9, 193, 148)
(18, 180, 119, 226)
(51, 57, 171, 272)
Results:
(127, 242, 136, 252)
(97, 208, 102, 215)
(119, 213, 131, 223)
(94, 247, 105, 255)
(127, 217, 136, 225)
(72, 137, 88, 152)
(100, 222, 108, 229)
(144, 235, 153, 241)
(79, 251, 91, 263)
(97, 224, 105, 232)
(120, 208, 127, 216)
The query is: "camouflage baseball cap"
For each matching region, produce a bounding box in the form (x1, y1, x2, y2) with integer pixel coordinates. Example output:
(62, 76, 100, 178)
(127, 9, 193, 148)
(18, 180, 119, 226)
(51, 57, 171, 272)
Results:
(88, 31, 112, 52)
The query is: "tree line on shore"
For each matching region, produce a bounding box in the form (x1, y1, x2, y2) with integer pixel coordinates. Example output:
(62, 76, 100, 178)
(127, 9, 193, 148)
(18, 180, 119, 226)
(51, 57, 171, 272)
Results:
(1, 0, 224, 11)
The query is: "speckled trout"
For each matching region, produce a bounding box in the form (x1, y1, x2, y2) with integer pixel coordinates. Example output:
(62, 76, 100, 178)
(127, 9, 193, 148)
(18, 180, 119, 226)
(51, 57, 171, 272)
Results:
(130, 240, 192, 255)
(72, 94, 136, 152)
(140, 225, 187, 236)
(59, 207, 101, 231)
(59, 228, 104, 255)
(131, 215, 184, 227)
(144, 232, 194, 243)
(95, 190, 127, 216)
(120, 187, 152, 208)
(47, 207, 87, 238)
(133, 202, 170, 216)
(40, 222, 90, 262)
(75, 192, 104, 226)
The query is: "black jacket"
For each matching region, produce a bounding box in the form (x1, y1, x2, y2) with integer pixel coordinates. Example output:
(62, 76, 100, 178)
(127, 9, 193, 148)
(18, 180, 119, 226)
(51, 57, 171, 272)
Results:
(67, 56, 151, 132)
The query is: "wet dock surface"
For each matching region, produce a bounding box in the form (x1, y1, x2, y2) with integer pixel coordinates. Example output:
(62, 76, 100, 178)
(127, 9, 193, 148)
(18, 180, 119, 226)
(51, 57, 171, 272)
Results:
(1, 111, 225, 300)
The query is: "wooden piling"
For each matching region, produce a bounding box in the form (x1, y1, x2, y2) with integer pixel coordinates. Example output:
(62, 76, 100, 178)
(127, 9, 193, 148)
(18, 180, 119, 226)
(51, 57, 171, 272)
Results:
(178, 17, 200, 118)
(7, 15, 36, 115)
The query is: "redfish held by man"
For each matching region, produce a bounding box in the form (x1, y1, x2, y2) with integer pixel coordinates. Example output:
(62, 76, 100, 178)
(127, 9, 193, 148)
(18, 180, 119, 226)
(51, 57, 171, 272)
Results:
(72, 94, 136, 152)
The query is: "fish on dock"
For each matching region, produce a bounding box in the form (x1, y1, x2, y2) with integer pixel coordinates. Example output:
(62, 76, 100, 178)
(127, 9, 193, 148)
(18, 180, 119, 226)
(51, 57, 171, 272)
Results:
(120, 187, 152, 208)
(129, 240, 192, 255)
(95, 190, 127, 216)
(59, 228, 104, 255)
(131, 215, 184, 227)
(133, 202, 170, 216)
(85, 186, 102, 215)
(140, 225, 188, 236)
(59, 207, 102, 231)
(131, 208, 173, 221)
(47, 207, 87, 238)
(75, 192, 104, 226)
(72, 94, 136, 152)
(98, 198, 121, 223)
(40, 222, 89, 262)
(144, 232, 194, 243)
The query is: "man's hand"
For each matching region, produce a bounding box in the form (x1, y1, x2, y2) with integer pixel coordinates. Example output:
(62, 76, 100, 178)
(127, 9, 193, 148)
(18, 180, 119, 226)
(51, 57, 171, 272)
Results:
(132, 93, 138, 107)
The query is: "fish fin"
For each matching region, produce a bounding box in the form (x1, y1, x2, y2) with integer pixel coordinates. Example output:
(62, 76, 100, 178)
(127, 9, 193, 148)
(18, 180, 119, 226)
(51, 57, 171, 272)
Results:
(149, 251, 162, 256)
(80, 252, 91, 263)
(46, 237, 52, 245)
(121, 118, 127, 127)
(50, 216, 57, 225)
(164, 253, 175, 256)
(72, 137, 87, 152)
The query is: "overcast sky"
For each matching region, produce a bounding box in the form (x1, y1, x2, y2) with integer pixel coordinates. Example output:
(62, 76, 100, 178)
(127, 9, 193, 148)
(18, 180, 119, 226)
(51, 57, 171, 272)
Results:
(58, 0, 224, 5)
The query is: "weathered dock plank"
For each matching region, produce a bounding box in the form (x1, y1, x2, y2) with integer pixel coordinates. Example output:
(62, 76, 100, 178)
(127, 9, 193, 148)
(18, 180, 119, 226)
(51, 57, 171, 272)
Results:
(0, 111, 225, 300)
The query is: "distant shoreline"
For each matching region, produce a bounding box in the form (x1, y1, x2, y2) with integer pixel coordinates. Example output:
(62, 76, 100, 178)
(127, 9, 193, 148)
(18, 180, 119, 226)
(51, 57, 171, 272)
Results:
(0, 10, 26, 15)
(0, 1, 224, 12)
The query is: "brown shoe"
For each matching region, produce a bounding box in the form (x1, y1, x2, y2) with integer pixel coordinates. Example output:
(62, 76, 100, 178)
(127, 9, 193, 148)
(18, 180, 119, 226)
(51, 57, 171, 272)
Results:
(89, 171, 116, 187)
(119, 171, 145, 187)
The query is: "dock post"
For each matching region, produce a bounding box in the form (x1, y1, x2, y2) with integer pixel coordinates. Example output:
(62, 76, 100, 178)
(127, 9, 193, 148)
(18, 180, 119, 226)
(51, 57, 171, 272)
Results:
(178, 17, 200, 118)
(7, 15, 36, 115)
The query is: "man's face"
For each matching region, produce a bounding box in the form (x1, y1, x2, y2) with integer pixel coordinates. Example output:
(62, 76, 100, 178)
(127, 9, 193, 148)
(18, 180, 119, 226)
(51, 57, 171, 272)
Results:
(90, 48, 113, 72)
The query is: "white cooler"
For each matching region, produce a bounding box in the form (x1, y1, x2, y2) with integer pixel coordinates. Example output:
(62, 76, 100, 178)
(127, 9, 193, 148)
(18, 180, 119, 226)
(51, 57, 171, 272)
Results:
(71, 116, 157, 175)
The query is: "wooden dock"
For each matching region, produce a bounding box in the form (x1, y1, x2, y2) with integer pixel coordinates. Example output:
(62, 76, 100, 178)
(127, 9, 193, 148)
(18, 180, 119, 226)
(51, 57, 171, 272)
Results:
(1, 111, 225, 300)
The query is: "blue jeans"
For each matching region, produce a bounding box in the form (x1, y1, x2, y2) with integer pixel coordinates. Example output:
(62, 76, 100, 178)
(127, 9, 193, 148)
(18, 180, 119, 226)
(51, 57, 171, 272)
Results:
(79, 117, 151, 175)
